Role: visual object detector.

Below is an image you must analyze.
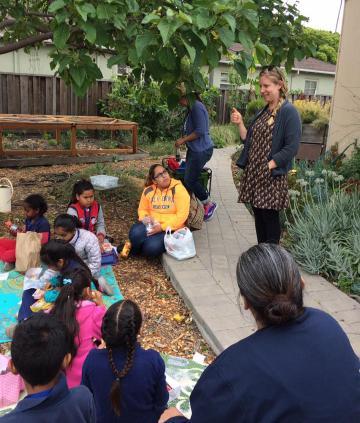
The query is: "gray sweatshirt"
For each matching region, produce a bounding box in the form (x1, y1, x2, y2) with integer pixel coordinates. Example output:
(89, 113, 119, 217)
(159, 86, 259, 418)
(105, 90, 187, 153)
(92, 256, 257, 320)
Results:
(69, 229, 101, 277)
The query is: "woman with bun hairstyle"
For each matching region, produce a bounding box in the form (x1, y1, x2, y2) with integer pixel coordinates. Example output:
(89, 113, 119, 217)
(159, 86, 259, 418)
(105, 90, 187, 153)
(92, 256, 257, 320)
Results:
(160, 244, 360, 423)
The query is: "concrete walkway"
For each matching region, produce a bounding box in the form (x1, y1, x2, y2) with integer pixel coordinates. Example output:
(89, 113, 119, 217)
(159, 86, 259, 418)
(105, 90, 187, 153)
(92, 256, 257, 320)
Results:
(162, 147, 360, 356)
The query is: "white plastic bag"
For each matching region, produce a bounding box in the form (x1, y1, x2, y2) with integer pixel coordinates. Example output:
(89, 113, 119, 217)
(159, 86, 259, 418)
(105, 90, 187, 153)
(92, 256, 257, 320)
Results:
(164, 227, 196, 261)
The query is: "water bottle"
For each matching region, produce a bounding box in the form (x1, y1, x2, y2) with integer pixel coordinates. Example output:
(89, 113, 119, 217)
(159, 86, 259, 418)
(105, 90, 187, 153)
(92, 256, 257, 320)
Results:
(175, 147, 181, 162)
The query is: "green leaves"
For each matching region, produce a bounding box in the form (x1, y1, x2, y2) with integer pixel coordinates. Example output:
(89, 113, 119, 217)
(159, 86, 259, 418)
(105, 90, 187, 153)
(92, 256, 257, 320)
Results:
(218, 27, 235, 48)
(82, 23, 96, 44)
(222, 14, 236, 32)
(53, 24, 70, 49)
(48, 0, 65, 13)
(135, 32, 157, 58)
(206, 43, 220, 70)
(157, 19, 182, 45)
(158, 48, 177, 70)
(1, 0, 315, 100)
(193, 8, 216, 30)
(241, 8, 259, 29)
(70, 67, 86, 88)
(96, 4, 115, 20)
(75, 3, 96, 22)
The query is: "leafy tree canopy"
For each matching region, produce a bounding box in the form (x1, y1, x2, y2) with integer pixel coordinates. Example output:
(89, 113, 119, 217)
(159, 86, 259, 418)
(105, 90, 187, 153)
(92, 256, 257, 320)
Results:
(0, 0, 315, 103)
(303, 27, 340, 64)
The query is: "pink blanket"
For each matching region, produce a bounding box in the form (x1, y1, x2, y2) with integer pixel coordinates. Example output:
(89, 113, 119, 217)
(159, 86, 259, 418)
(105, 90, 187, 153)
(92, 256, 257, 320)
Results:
(0, 354, 24, 407)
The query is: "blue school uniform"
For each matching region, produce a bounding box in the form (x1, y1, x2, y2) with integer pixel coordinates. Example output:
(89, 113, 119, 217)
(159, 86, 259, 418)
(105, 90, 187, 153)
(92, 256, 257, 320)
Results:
(165, 308, 360, 423)
(82, 343, 169, 423)
(25, 215, 51, 240)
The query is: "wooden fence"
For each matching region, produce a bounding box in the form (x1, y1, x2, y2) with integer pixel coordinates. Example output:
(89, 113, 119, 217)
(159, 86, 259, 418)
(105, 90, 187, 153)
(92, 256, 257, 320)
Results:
(0, 73, 112, 116)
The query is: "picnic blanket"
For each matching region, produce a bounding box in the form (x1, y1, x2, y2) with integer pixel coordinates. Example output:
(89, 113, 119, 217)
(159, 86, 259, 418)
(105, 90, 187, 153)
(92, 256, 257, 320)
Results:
(0, 262, 123, 343)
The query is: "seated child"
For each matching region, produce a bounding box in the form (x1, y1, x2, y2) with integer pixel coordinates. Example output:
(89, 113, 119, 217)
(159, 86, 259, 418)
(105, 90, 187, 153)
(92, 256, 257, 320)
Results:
(39, 240, 104, 304)
(82, 299, 169, 423)
(0, 194, 50, 271)
(67, 180, 107, 246)
(1, 313, 95, 422)
(5, 241, 99, 338)
(53, 214, 113, 295)
(51, 268, 106, 388)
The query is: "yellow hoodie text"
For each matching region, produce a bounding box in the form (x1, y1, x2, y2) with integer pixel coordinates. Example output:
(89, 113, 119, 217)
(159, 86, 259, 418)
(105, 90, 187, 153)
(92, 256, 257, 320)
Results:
(138, 179, 190, 231)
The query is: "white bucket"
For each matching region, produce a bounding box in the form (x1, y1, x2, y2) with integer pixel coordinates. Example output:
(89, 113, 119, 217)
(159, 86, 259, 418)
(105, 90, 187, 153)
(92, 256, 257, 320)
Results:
(0, 178, 13, 213)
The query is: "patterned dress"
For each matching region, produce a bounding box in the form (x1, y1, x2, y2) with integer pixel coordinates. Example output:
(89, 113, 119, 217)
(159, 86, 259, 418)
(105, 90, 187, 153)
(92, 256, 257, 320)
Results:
(238, 109, 289, 210)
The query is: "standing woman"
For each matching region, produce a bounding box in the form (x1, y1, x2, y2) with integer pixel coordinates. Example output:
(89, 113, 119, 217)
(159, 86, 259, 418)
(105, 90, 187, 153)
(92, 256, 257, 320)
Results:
(175, 91, 217, 221)
(231, 67, 301, 244)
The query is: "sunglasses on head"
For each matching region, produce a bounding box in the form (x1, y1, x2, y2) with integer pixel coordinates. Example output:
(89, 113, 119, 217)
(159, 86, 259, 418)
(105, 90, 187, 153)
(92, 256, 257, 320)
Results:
(260, 65, 283, 76)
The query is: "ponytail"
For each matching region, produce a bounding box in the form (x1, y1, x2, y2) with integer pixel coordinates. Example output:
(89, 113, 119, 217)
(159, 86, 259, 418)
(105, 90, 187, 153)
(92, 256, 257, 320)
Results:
(51, 268, 92, 356)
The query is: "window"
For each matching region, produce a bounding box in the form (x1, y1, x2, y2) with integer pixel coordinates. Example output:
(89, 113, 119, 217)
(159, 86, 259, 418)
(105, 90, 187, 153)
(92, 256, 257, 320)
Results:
(220, 72, 229, 83)
(304, 80, 317, 95)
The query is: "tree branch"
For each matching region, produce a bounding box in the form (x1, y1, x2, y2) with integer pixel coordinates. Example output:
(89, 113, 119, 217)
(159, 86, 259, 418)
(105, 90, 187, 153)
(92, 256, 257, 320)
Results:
(26, 12, 54, 18)
(0, 18, 16, 30)
(0, 32, 53, 54)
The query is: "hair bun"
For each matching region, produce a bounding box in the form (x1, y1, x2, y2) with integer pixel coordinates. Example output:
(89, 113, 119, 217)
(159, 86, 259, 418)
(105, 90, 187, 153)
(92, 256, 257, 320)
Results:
(264, 294, 299, 325)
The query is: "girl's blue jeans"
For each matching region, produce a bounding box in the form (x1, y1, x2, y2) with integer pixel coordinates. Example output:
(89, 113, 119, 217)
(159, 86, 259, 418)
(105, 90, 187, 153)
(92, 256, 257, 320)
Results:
(129, 223, 165, 257)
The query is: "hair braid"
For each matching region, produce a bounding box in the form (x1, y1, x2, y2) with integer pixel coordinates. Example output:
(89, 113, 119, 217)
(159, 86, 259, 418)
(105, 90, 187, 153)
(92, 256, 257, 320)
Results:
(104, 300, 142, 417)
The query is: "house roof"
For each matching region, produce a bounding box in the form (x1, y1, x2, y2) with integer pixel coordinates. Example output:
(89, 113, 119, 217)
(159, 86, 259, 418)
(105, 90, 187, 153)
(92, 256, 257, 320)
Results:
(292, 58, 336, 74)
(221, 44, 336, 75)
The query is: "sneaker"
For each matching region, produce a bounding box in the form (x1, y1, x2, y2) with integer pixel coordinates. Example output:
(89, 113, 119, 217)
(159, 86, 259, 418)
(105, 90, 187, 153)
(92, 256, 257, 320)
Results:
(98, 276, 114, 296)
(3, 262, 15, 272)
(204, 202, 218, 222)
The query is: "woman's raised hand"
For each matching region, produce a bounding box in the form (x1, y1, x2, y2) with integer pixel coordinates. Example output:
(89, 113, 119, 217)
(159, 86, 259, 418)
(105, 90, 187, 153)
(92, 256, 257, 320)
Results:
(231, 107, 243, 125)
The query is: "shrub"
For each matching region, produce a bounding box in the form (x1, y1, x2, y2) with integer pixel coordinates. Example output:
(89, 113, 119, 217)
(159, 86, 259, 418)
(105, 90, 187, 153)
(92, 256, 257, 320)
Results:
(340, 146, 360, 180)
(293, 100, 330, 125)
(210, 124, 239, 148)
(244, 98, 266, 125)
(285, 170, 360, 294)
(101, 76, 220, 144)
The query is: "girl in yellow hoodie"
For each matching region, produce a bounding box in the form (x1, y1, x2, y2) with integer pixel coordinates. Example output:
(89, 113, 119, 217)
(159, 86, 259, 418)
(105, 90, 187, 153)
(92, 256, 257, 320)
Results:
(128, 164, 190, 257)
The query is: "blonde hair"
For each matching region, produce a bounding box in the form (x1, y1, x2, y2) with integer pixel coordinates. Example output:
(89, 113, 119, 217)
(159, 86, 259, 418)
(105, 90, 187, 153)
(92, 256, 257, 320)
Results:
(259, 66, 288, 99)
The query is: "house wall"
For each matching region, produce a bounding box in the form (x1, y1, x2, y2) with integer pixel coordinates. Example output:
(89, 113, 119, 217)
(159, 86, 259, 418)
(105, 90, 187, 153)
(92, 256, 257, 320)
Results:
(327, 0, 360, 154)
(0, 46, 117, 80)
(210, 64, 335, 96)
(288, 72, 334, 96)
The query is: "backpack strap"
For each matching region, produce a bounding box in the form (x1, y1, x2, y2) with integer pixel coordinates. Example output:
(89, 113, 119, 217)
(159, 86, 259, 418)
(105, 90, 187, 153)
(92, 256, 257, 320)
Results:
(144, 186, 154, 196)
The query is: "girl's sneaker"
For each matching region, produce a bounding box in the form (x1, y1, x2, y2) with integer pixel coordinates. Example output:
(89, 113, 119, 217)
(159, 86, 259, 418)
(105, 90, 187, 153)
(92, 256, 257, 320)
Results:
(204, 202, 218, 221)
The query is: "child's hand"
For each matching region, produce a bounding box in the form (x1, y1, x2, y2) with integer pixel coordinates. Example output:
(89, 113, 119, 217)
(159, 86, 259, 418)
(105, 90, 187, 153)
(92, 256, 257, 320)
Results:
(97, 233, 105, 244)
(92, 337, 106, 349)
(91, 290, 104, 306)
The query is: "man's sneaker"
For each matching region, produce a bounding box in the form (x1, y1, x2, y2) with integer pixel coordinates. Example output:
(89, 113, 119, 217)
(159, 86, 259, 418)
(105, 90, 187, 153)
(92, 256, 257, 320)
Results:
(204, 202, 218, 222)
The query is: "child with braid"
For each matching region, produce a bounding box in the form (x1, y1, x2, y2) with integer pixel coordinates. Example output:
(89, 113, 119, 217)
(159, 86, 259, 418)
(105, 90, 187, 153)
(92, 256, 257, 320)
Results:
(81, 300, 169, 423)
